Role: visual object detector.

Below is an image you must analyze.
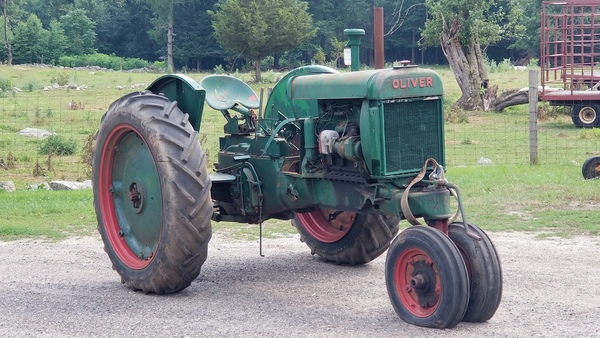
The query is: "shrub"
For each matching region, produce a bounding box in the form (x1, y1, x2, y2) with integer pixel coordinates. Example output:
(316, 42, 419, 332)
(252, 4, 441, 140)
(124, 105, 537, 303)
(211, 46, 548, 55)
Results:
(50, 72, 70, 86)
(39, 135, 77, 156)
(312, 47, 326, 65)
(58, 53, 151, 70)
(0, 76, 12, 91)
(213, 64, 225, 74)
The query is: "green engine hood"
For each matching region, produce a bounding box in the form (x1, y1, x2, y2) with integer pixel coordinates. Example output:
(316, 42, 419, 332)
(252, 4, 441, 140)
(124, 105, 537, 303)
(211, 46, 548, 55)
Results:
(290, 66, 444, 101)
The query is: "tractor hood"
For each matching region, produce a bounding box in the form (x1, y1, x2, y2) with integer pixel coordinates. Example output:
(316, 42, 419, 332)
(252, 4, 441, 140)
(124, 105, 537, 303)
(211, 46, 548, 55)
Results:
(290, 65, 443, 101)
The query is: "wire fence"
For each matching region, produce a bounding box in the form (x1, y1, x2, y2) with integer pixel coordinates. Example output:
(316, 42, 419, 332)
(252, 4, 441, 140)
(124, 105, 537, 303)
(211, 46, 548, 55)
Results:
(445, 110, 600, 167)
(1, 91, 599, 188)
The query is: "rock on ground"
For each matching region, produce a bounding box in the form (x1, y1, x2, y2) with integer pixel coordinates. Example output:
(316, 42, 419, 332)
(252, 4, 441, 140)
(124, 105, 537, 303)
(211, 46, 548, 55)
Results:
(0, 181, 15, 192)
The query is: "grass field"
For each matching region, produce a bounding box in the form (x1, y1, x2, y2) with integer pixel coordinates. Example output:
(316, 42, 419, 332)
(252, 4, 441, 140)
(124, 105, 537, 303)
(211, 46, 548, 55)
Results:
(1, 64, 600, 240)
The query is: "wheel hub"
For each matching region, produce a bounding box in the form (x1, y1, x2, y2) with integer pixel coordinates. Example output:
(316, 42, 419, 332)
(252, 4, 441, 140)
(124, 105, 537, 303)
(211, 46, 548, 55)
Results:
(410, 260, 439, 308)
(127, 180, 144, 213)
(580, 107, 597, 123)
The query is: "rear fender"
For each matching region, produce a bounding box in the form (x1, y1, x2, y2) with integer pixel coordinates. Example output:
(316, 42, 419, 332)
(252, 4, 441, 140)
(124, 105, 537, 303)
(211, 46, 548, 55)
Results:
(147, 74, 206, 132)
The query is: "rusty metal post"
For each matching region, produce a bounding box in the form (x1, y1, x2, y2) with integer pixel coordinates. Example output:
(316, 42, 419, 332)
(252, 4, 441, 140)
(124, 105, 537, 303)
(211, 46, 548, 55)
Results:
(374, 7, 384, 69)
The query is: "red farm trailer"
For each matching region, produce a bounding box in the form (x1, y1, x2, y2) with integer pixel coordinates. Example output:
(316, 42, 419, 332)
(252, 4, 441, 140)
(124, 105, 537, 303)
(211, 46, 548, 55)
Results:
(541, 0, 600, 128)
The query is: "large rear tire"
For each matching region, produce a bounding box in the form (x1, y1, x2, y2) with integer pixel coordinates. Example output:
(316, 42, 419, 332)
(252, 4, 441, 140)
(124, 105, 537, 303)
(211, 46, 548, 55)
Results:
(92, 91, 212, 294)
(293, 209, 399, 265)
(385, 226, 469, 329)
(448, 222, 502, 322)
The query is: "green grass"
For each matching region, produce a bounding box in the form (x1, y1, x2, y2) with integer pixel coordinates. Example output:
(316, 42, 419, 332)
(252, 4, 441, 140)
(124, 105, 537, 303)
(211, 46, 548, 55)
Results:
(2, 163, 599, 241)
(1, 64, 600, 240)
(0, 189, 96, 240)
(446, 164, 600, 237)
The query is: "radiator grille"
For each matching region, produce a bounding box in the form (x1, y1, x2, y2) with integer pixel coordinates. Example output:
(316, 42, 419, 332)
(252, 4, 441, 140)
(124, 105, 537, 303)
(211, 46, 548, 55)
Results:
(383, 100, 443, 175)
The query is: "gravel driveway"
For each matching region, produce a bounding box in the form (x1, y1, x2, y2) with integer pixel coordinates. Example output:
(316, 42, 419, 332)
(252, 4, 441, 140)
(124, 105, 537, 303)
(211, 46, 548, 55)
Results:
(1, 231, 599, 337)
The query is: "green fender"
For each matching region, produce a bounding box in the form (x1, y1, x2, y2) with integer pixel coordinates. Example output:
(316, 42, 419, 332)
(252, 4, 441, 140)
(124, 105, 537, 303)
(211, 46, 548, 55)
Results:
(147, 74, 206, 131)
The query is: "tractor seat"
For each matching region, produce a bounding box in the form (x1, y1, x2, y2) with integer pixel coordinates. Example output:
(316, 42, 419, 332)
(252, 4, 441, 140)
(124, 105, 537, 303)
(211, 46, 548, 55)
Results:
(200, 75, 260, 111)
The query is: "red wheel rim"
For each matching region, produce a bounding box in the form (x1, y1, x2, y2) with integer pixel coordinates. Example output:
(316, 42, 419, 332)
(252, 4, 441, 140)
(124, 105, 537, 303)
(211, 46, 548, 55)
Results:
(393, 247, 441, 317)
(97, 124, 162, 269)
(296, 208, 356, 243)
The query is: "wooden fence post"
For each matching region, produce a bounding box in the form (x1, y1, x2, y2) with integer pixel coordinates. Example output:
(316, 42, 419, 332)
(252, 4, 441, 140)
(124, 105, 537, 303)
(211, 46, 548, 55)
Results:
(529, 70, 539, 165)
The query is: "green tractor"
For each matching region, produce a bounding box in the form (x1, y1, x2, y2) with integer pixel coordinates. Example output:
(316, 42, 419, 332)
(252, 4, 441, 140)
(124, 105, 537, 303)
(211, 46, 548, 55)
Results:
(92, 35, 502, 329)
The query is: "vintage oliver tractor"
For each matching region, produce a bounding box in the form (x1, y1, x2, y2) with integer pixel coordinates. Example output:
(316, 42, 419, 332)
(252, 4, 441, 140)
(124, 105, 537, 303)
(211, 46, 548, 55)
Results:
(92, 43, 502, 329)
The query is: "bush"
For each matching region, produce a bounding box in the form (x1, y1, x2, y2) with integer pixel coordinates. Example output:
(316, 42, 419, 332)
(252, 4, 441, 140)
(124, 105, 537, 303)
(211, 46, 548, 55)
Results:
(485, 57, 514, 73)
(213, 64, 225, 74)
(312, 47, 326, 65)
(50, 72, 70, 86)
(39, 135, 77, 156)
(0, 76, 12, 91)
(58, 53, 151, 70)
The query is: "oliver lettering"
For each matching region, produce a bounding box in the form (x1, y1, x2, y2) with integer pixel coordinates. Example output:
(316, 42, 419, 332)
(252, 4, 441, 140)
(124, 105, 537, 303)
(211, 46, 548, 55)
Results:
(392, 77, 433, 89)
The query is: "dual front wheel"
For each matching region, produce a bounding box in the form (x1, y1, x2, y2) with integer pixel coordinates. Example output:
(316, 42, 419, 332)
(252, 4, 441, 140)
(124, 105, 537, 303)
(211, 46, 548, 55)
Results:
(385, 223, 502, 328)
(294, 210, 502, 329)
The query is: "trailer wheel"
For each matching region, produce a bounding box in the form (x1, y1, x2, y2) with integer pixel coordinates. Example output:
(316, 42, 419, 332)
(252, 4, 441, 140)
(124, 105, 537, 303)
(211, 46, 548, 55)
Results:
(582, 156, 600, 179)
(448, 222, 502, 322)
(93, 91, 212, 294)
(572, 105, 600, 128)
(293, 209, 399, 265)
(385, 226, 469, 329)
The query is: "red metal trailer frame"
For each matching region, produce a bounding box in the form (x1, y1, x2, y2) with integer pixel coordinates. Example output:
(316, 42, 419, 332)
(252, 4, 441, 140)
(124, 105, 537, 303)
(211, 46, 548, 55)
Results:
(540, 0, 600, 103)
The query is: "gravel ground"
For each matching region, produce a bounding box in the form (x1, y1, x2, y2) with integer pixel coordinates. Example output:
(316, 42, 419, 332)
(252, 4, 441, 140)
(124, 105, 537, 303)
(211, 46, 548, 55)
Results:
(1, 231, 599, 337)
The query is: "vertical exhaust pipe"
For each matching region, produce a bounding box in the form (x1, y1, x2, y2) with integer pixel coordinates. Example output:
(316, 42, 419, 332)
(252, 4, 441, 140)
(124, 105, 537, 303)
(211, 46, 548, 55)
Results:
(344, 29, 365, 72)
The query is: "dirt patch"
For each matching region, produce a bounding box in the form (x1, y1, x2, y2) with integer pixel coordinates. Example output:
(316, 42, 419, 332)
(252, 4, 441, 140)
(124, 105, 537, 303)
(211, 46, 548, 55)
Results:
(0, 231, 599, 337)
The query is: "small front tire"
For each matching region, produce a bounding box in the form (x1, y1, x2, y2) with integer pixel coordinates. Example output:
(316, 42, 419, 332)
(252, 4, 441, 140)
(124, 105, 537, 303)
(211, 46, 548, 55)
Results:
(385, 226, 469, 329)
(448, 222, 502, 322)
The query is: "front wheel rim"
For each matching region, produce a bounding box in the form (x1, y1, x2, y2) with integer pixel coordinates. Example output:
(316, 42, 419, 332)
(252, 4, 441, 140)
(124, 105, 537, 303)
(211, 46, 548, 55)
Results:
(98, 124, 162, 269)
(394, 247, 441, 317)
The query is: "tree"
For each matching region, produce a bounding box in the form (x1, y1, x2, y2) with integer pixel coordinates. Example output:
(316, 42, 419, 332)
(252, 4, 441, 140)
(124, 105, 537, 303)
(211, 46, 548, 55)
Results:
(2, 0, 12, 64)
(1, 0, 26, 64)
(210, 0, 316, 82)
(506, 0, 540, 61)
(140, 0, 187, 72)
(383, 0, 428, 63)
(96, 0, 159, 61)
(422, 0, 506, 110)
(59, 9, 96, 55)
(171, 0, 225, 71)
(12, 13, 45, 63)
(44, 20, 67, 64)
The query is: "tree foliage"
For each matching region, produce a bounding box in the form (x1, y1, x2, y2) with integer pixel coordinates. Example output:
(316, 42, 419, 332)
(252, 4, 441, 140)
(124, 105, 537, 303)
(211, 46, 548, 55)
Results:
(59, 9, 96, 55)
(0, 0, 542, 110)
(420, 0, 517, 110)
(12, 14, 45, 63)
(210, 0, 316, 81)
